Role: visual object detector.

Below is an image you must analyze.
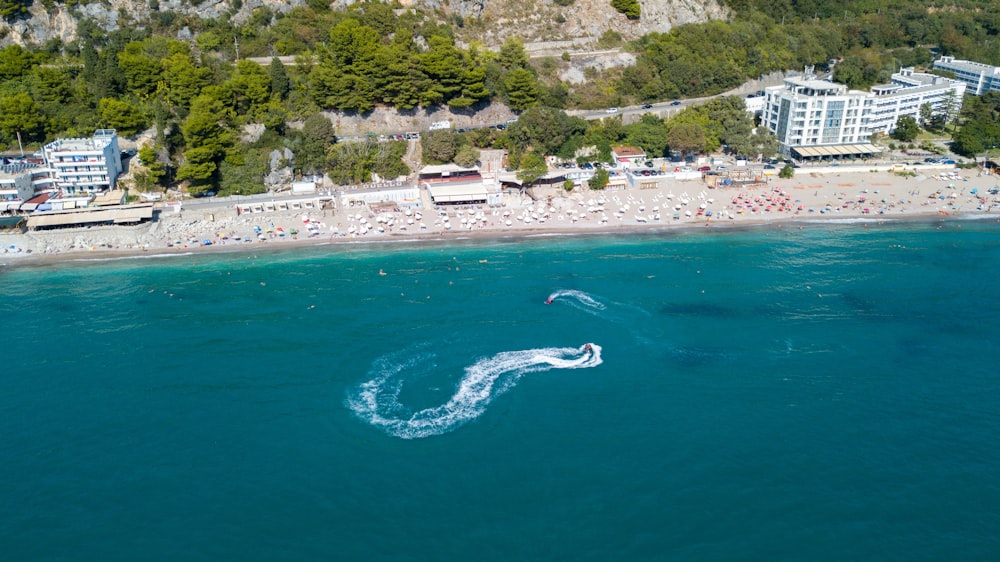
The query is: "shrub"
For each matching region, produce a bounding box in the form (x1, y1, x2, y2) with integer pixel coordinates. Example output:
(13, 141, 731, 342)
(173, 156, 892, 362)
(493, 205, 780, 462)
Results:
(610, 0, 639, 19)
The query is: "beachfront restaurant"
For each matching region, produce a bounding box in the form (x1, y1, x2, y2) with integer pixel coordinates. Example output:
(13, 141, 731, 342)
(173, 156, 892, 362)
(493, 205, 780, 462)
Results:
(424, 180, 503, 207)
(26, 204, 154, 230)
(339, 184, 420, 210)
(790, 143, 882, 162)
(419, 164, 503, 207)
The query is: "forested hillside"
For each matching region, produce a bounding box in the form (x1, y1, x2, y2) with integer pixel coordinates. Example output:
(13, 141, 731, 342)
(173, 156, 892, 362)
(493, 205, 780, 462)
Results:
(1, 0, 998, 193)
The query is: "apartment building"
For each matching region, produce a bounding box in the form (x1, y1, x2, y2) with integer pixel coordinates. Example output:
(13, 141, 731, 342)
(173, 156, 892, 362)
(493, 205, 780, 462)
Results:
(867, 68, 966, 135)
(41, 129, 122, 194)
(760, 77, 875, 159)
(932, 56, 1000, 96)
(0, 161, 58, 213)
(760, 69, 964, 159)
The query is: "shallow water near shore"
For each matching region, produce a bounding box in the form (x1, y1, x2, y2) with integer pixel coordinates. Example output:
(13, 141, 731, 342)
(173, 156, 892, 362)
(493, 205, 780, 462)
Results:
(2, 221, 999, 560)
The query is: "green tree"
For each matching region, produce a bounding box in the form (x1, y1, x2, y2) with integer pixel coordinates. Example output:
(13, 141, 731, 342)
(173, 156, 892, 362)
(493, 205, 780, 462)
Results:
(30, 66, 74, 106)
(516, 152, 548, 184)
(269, 57, 290, 100)
(504, 68, 540, 112)
(326, 139, 408, 184)
(499, 37, 530, 71)
(0, 0, 30, 22)
(220, 60, 272, 118)
(219, 148, 269, 196)
(951, 92, 1000, 157)
(0, 44, 35, 81)
(177, 95, 236, 187)
(940, 89, 961, 131)
(309, 19, 380, 112)
(253, 100, 288, 133)
(507, 106, 588, 156)
(891, 115, 920, 142)
(454, 144, 480, 167)
(419, 36, 467, 107)
(919, 102, 933, 127)
(160, 52, 212, 109)
(0, 92, 48, 145)
(779, 164, 795, 179)
(98, 98, 150, 137)
(370, 42, 421, 110)
(667, 122, 706, 157)
(294, 113, 337, 174)
(137, 144, 167, 188)
(422, 130, 458, 164)
(588, 167, 609, 190)
(452, 62, 490, 108)
(118, 41, 164, 98)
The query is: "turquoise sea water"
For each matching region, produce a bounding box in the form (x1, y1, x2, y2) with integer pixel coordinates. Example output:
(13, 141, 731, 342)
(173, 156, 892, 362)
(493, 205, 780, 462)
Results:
(2, 221, 999, 561)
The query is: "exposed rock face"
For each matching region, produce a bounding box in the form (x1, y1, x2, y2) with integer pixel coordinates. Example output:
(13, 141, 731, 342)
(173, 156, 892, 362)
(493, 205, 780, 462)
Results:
(0, 0, 723, 48)
(0, 0, 306, 46)
(460, 0, 727, 49)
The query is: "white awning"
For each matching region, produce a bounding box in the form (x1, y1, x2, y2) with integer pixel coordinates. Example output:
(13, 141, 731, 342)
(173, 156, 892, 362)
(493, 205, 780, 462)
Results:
(27, 205, 154, 229)
(427, 183, 489, 203)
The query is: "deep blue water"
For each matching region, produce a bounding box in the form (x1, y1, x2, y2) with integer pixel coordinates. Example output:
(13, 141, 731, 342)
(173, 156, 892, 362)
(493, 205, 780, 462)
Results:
(2, 221, 999, 561)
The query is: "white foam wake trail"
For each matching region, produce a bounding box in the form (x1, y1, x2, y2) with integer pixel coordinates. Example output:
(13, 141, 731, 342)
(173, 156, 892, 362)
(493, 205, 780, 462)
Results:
(348, 343, 602, 439)
(546, 289, 606, 311)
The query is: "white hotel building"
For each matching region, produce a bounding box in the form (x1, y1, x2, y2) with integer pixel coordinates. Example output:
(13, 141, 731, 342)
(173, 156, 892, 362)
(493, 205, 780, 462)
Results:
(41, 129, 122, 194)
(931, 56, 1000, 96)
(760, 69, 965, 160)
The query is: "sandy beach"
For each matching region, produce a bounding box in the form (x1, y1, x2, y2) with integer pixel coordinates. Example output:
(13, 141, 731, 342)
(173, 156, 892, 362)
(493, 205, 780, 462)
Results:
(3, 167, 999, 267)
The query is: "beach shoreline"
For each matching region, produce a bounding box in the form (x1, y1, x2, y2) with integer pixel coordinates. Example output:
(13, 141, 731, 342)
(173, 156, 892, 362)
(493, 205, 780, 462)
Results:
(3, 168, 999, 269)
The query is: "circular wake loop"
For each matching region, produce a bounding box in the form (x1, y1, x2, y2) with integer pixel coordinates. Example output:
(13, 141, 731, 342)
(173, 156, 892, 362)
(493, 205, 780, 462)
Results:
(348, 344, 602, 439)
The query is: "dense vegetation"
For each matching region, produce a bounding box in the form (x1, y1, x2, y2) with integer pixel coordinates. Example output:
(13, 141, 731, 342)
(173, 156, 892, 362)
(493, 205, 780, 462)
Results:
(952, 93, 1000, 157)
(2, 0, 999, 189)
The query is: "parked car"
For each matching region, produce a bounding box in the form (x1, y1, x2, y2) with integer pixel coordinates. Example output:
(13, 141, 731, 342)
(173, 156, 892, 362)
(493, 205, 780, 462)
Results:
(644, 161, 654, 168)
(641, 103, 653, 109)
(605, 107, 619, 114)
(764, 164, 776, 169)
(671, 100, 682, 106)
(698, 166, 712, 172)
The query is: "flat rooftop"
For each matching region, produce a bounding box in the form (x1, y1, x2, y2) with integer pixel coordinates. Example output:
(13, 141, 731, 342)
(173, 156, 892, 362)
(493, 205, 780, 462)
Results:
(935, 58, 999, 73)
(44, 129, 117, 153)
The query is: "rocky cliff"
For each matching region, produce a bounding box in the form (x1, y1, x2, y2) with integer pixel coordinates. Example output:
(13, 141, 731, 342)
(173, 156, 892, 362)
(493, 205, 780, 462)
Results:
(466, 0, 726, 47)
(1, 0, 725, 48)
(1, 0, 305, 46)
